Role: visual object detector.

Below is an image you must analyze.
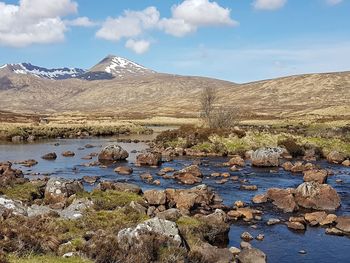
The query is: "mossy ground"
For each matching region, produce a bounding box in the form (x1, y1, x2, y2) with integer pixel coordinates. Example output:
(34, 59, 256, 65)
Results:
(8, 255, 92, 263)
(0, 181, 44, 203)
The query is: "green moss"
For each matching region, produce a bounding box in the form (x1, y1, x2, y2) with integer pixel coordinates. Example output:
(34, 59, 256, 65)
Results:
(89, 190, 143, 211)
(176, 216, 203, 228)
(9, 254, 92, 263)
(298, 137, 350, 156)
(0, 182, 43, 203)
(192, 142, 213, 152)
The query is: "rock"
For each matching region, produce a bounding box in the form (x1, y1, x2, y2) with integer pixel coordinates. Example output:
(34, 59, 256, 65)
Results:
(237, 248, 267, 263)
(289, 216, 306, 224)
(303, 169, 328, 184)
(327, 151, 345, 164)
(97, 181, 142, 194)
(320, 214, 337, 226)
(240, 232, 254, 241)
(299, 250, 307, 255)
(335, 216, 350, 234)
(62, 151, 75, 157)
(0, 196, 27, 216)
(240, 241, 252, 250)
(240, 185, 258, 191)
(252, 194, 267, 204)
(174, 172, 202, 185)
(295, 182, 340, 211)
(287, 221, 305, 231)
(136, 152, 162, 166)
(267, 218, 280, 225)
(139, 173, 153, 182)
(234, 200, 245, 208)
(230, 165, 240, 172)
(176, 165, 202, 177)
(27, 204, 54, 217)
(144, 190, 166, 205)
(98, 145, 129, 162)
(266, 188, 298, 212)
(304, 211, 327, 225)
(12, 136, 24, 143)
(191, 242, 234, 263)
(16, 159, 38, 167)
(82, 176, 100, 184)
(0, 162, 26, 186)
(114, 166, 133, 175)
(281, 161, 293, 171)
(325, 227, 344, 236)
(235, 208, 259, 221)
(128, 201, 147, 214)
(228, 155, 245, 167)
(156, 208, 181, 222)
(251, 147, 283, 167)
(27, 135, 36, 142)
(256, 234, 264, 241)
(290, 161, 306, 173)
(59, 198, 93, 219)
(44, 178, 84, 206)
(42, 152, 57, 160)
(342, 160, 350, 167)
(160, 167, 175, 173)
(117, 217, 182, 250)
(229, 246, 241, 256)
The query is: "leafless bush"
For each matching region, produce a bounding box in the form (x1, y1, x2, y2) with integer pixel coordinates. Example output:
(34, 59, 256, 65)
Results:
(210, 107, 240, 129)
(200, 87, 217, 127)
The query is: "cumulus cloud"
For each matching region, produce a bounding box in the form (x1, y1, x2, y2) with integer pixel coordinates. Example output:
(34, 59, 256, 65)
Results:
(253, 0, 287, 11)
(0, 0, 78, 47)
(97, 0, 237, 53)
(96, 7, 160, 42)
(65, 17, 97, 27)
(125, 39, 151, 54)
(326, 0, 342, 5)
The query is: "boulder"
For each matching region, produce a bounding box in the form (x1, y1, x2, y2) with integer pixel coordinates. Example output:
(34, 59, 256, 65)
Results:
(59, 198, 93, 219)
(290, 161, 306, 173)
(97, 181, 142, 194)
(327, 151, 345, 164)
(240, 232, 254, 241)
(62, 151, 75, 157)
(136, 152, 162, 166)
(320, 214, 337, 226)
(342, 160, 350, 167)
(304, 211, 327, 225)
(237, 248, 267, 263)
(156, 208, 182, 222)
(303, 169, 328, 184)
(266, 188, 298, 212)
(174, 165, 203, 185)
(335, 216, 350, 234)
(114, 166, 133, 175)
(117, 217, 182, 250)
(281, 161, 293, 171)
(295, 182, 340, 211)
(44, 178, 84, 206)
(251, 148, 282, 167)
(191, 242, 234, 263)
(98, 145, 129, 162)
(0, 162, 26, 186)
(41, 152, 57, 160)
(228, 155, 245, 167)
(16, 159, 38, 167)
(0, 196, 27, 216)
(144, 190, 166, 205)
(252, 194, 267, 204)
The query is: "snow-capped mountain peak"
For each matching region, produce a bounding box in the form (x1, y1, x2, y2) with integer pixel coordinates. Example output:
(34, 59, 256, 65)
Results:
(1, 63, 85, 80)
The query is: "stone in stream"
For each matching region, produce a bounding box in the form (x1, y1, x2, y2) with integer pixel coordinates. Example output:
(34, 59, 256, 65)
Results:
(41, 152, 57, 160)
(62, 151, 75, 157)
(294, 182, 340, 211)
(266, 188, 298, 213)
(114, 166, 133, 175)
(335, 216, 350, 234)
(227, 155, 245, 167)
(240, 231, 254, 241)
(82, 176, 100, 184)
(240, 185, 258, 191)
(174, 165, 203, 185)
(136, 152, 162, 166)
(251, 147, 284, 167)
(342, 160, 350, 167)
(267, 218, 281, 225)
(287, 221, 306, 231)
(15, 159, 38, 167)
(252, 194, 267, 204)
(238, 248, 267, 263)
(98, 145, 129, 162)
(327, 151, 345, 164)
(303, 169, 328, 184)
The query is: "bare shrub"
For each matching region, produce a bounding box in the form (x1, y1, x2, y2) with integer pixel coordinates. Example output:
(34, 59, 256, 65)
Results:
(209, 107, 240, 129)
(200, 87, 217, 127)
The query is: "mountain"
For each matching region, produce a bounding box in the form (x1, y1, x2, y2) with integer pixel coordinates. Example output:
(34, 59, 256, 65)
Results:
(0, 55, 155, 81)
(0, 63, 85, 80)
(0, 55, 349, 119)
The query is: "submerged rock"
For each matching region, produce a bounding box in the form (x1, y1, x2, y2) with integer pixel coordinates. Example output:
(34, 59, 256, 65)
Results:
(114, 166, 133, 175)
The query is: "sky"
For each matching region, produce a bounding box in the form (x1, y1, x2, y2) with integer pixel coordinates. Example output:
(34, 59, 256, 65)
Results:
(0, 0, 349, 83)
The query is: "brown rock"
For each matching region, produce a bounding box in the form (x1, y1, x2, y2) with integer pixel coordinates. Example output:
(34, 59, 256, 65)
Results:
(342, 160, 350, 167)
(267, 188, 298, 212)
(114, 166, 133, 175)
(281, 161, 293, 171)
(237, 248, 267, 263)
(228, 155, 245, 167)
(234, 200, 245, 208)
(144, 190, 166, 205)
(287, 221, 305, 231)
(240, 232, 253, 241)
(320, 214, 337, 226)
(325, 227, 344, 236)
(160, 167, 175, 173)
(290, 161, 305, 173)
(327, 151, 345, 164)
(82, 176, 100, 184)
(62, 151, 75, 157)
(241, 185, 258, 191)
(303, 169, 328, 184)
(304, 211, 327, 225)
(175, 172, 202, 185)
(98, 145, 129, 162)
(295, 182, 340, 211)
(252, 194, 268, 204)
(140, 173, 153, 182)
(136, 152, 162, 166)
(335, 216, 350, 234)
(42, 152, 57, 160)
(97, 181, 142, 194)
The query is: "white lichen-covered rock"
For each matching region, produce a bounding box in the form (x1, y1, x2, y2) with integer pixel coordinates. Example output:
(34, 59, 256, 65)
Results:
(44, 178, 84, 205)
(59, 198, 93, 219)
(117, 217, 182, 250)
(251, 147, 284, 167)
(0, 196, 27, 216)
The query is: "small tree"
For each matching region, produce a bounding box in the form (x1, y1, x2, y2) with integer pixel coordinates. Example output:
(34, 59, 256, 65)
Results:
(200, 86, 217, 127)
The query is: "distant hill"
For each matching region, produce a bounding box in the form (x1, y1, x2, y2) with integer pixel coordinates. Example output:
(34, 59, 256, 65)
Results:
(0, 55, 349, 119)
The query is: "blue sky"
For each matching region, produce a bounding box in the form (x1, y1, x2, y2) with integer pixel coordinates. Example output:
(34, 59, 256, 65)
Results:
(0, 0, 349, 83)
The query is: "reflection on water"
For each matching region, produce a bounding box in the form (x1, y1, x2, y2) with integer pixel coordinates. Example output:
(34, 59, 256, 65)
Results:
(0, 135, 349, 263)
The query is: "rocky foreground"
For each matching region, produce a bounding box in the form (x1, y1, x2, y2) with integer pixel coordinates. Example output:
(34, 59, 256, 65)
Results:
(0, 142, 349, 263)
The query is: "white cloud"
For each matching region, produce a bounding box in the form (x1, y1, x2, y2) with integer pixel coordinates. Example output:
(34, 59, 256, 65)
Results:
(96, 7, 160, 42)
(0, 0, 78, 47)
(253, 0, 287, 11)
(326, 0, 342, 6)
(65, 17, 97, 27)
(125, 39, 151, 54)
(160, 0, 238, 37)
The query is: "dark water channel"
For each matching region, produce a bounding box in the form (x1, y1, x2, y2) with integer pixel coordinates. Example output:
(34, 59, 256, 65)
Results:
(0, 133, 349, 262)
